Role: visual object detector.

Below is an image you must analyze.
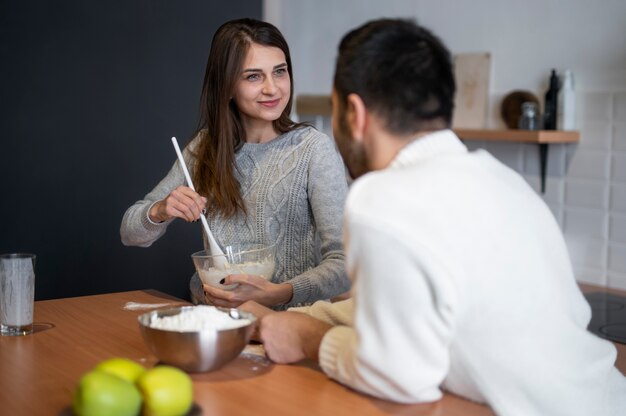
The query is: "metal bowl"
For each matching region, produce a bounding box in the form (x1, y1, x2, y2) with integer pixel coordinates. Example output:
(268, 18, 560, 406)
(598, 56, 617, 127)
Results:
(138, 306, 257, 373)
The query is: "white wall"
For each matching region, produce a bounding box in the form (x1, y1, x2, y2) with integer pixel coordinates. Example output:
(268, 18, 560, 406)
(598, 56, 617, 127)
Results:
(265, 0, 626, 289)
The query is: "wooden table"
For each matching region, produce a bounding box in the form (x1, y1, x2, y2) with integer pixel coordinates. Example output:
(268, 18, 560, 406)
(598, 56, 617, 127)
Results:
(0, 285, 624, 415)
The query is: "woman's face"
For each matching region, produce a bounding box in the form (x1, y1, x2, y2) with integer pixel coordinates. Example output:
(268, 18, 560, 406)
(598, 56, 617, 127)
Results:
(233, 43, 290, 130)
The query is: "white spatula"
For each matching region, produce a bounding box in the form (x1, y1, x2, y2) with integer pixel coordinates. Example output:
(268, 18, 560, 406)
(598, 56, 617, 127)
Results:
(171, 137, 228, 269)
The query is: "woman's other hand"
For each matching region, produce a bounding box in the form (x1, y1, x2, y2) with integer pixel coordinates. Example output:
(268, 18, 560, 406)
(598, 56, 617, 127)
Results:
(149, 185, 207, 223)
(202, 274, 293, 308)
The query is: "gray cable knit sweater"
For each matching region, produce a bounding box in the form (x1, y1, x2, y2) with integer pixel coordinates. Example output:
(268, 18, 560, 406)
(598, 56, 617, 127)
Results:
(120, 126, 350, 308)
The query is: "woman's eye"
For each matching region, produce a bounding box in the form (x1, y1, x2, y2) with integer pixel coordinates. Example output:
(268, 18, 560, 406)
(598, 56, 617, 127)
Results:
(274, 68, 287, 77)
(246, 73, 261, 81)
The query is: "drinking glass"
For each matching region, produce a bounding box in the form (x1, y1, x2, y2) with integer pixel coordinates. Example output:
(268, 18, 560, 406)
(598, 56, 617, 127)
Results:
(0, 253, 36, 336)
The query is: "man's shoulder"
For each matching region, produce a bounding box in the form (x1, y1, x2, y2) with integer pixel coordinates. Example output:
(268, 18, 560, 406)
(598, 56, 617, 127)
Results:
(344, 163, 451, 223)
(345, 171, 402, 215)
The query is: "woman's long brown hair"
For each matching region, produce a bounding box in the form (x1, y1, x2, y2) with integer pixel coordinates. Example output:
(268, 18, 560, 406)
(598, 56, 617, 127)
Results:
(192, 18, 303, 218)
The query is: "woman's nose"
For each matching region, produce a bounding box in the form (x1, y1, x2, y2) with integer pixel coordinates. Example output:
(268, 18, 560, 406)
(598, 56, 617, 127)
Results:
(262, 77, 277, 95)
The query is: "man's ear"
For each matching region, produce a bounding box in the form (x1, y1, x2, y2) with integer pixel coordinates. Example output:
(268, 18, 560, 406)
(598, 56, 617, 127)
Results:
(346, 93, 367, 142)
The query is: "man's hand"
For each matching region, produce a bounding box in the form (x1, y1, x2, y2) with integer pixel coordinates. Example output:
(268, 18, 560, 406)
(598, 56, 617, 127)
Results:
(258, 311, 333, 364)
(238, 301, 275, 341)
(239, 300, 275, 320)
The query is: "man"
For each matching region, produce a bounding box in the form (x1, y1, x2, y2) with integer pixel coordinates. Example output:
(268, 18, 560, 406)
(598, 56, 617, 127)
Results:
(242, 18, 626, 415)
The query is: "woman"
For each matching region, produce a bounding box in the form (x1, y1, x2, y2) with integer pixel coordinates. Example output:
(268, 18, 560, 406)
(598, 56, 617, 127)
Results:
(120, 18, 350, 310)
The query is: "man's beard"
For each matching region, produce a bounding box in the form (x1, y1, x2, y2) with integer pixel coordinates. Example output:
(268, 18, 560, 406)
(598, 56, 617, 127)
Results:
(333, 110, 370, 180)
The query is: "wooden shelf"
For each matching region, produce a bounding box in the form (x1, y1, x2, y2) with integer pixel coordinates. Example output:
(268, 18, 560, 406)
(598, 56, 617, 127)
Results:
(296, 95, 332, 116)
(454, 129, 580, 194)
(295, 94, 581, 145)
(454, 129, 579, 143)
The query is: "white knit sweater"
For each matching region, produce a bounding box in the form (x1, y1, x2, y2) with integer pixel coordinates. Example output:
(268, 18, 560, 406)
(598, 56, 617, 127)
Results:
(299, 130, 626, 415)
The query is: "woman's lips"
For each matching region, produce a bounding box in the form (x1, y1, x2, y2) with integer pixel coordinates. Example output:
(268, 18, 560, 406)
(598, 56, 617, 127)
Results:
(259, 98, 281, 108)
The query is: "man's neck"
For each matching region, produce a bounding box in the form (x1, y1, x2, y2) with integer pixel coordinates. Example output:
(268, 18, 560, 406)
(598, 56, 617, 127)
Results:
(366, 126, 437, 170)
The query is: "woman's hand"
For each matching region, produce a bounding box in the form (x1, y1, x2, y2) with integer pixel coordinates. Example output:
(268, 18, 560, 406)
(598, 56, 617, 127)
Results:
(149, 186, 207, 223)
(202, 274, 293, 308)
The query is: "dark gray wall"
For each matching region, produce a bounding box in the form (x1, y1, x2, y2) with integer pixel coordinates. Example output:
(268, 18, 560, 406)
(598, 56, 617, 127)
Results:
(0, 1, 262, 300)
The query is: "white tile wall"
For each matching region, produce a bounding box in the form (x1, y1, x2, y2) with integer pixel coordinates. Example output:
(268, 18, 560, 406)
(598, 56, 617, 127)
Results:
(609, 214, 626, 244)
(579, 92, 612, 122)
(563, 208, 609, 239)
(614, 123, 626, 152)
(579, 121, 612, 150)
(614, 93, 626, 121)
(608, 243, 626, 274)
(611, 152, 626, 181)
(565, 180, 609, 210)
(523, 143, 567, 176)
(611, 183, 626, 211)
(567, 148, 611, 180)
(608, 272, 626, 291)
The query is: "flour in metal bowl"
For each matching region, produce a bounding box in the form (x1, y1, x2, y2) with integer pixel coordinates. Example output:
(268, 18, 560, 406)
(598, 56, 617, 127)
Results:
(148, 305, 251, 331)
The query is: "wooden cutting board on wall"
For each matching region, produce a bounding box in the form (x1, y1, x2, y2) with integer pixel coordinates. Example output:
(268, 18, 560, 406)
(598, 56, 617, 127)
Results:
(452, 52, 491, 129)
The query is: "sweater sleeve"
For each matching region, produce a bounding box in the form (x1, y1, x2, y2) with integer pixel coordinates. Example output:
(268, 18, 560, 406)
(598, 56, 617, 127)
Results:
(290, 298, 354, 326)
(120, 140, 195, 247)
(286, 132, 351, 305)
(318, 215, 454, 403)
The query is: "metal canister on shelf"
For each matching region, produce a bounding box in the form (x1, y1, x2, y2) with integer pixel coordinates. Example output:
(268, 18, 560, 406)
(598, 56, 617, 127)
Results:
(518, 101, 541, 130)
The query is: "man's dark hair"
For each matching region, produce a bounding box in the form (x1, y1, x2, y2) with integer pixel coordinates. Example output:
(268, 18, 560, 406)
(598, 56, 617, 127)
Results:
(334, 18, 455, 134)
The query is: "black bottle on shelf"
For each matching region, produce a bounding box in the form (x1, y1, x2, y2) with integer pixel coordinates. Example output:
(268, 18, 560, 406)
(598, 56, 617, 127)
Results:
(543, 69, 559, 130)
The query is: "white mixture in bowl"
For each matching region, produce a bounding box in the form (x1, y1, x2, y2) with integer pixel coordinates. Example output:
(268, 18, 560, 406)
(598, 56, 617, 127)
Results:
(149, 306, 251, 331)
(198, 260, 275, 289)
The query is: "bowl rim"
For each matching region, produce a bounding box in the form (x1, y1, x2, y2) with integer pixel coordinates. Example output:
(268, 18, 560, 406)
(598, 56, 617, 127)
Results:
(137, 305, 257, 333)
(191, 242, 276, 259)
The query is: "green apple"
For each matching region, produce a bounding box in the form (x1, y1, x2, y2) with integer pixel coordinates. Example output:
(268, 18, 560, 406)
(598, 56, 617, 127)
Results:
(95, 357, 146, 383)
(72, 369, 142, 416)
(136, 366, 193, 416)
